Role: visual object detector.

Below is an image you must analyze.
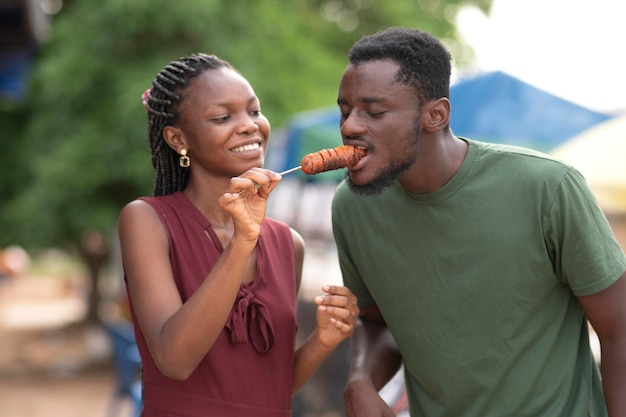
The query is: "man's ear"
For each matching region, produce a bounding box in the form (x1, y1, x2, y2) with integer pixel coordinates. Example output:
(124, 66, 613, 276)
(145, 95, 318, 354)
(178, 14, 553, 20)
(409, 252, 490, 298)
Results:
(422, 98, 450, 133)
(162, 125, 186, 153)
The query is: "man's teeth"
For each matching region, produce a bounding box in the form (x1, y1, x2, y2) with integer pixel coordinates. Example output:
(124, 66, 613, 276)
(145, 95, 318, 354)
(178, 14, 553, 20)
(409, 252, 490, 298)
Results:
(232, 143, 260, 153)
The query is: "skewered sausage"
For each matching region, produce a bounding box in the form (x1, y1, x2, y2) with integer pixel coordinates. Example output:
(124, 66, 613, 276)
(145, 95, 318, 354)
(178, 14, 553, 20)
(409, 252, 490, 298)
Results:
(301, 145, 366, 175)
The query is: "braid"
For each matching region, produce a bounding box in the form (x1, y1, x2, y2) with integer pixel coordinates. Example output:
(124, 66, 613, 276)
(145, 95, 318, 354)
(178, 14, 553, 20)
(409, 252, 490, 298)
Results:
(143, 53, 235, 196)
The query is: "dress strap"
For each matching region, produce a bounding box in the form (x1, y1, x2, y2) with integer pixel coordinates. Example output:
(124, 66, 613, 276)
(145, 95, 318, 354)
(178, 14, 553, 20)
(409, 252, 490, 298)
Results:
(205, 225, 225, 252)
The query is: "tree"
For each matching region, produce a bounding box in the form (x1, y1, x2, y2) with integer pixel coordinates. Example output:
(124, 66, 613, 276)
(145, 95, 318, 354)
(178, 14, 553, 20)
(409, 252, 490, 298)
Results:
(0, 0, 491, 324)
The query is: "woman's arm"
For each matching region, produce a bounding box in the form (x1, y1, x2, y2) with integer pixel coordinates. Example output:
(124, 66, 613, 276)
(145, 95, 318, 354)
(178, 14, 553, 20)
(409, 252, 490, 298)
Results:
(119, 200, 256, 380)
(291, 284, 358, 394)
(120, 169, 279, 380)
(289, 228, 358, 394)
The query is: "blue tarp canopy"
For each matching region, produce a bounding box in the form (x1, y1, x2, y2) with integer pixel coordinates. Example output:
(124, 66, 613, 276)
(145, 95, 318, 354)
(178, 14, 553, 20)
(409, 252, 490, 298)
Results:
(1, 1, 47, 102)
(268, 71, 613, 180)
(449, 71, 612, 151)
(0, 47, 35, 101)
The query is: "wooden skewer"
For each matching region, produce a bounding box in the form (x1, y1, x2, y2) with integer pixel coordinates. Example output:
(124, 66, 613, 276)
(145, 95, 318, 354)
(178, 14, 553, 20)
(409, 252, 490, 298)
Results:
(278, 166, 302, 176)
(250, 166, 301, 189)
(248, 165, 302, 190)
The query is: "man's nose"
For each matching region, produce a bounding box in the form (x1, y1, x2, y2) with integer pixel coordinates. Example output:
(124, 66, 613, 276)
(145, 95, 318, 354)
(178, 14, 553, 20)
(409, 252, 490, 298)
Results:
(340, 112, 366, 138)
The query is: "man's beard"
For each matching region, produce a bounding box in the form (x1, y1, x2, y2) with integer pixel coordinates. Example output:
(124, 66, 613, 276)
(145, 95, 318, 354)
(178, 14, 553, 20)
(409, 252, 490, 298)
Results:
(346, 123, 420, 196)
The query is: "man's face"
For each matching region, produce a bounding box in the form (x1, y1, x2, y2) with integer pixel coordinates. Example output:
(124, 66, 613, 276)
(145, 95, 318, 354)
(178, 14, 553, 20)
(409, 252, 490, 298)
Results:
(337, 59, 422, 196)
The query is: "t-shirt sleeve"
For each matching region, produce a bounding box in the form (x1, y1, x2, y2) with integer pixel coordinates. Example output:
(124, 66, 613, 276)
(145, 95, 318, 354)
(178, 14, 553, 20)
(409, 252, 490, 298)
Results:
(545, 168, 626, 296)
(336, 235, 376, 308)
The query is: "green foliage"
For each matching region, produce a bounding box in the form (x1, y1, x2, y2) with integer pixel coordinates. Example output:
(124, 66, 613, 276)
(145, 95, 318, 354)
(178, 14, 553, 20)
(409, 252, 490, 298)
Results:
(0, 0, 491, 250)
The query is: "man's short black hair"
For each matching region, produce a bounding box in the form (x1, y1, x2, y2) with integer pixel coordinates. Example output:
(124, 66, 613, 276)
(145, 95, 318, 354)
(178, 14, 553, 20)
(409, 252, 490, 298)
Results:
(348, 27, 452, 102)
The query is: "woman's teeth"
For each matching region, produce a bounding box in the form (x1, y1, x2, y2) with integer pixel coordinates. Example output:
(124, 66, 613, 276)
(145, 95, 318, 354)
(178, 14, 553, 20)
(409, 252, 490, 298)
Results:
(231, 143, 260, 153)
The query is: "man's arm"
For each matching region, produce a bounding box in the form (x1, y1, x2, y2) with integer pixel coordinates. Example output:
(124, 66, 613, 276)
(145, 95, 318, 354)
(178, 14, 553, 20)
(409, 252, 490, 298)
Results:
(343, 304, 404, 417)
(578, 270, 626, 417)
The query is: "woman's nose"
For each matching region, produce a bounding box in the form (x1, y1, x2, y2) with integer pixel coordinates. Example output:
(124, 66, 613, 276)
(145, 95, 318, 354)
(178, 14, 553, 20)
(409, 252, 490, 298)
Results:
(238, 115, 259, 134)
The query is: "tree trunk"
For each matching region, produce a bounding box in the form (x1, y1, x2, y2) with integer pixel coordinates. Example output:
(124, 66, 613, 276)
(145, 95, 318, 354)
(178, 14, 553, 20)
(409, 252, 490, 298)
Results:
(79, 231, 110, 325)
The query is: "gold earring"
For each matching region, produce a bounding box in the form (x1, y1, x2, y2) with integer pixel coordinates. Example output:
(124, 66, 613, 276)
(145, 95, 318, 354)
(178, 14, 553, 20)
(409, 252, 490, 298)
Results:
(179, 149, 190, 168)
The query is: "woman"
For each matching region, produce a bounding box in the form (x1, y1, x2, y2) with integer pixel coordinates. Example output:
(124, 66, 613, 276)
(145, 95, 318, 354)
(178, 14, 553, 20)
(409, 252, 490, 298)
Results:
(118, 53, 358, 417)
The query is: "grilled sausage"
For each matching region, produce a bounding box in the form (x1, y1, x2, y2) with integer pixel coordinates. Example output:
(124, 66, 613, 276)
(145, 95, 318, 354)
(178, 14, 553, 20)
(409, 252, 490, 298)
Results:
(301, 145, 366, 175)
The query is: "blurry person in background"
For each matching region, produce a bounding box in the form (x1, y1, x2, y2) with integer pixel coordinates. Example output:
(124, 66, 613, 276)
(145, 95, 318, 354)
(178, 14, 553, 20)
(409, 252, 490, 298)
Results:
(118, 53, 358, 417)
(0, 245, 31, 280)
(332, 27, 626, 417)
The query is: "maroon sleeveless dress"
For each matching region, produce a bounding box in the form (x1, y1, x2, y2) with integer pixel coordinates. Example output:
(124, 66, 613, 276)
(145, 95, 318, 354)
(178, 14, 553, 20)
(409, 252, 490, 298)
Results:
(127, 191, 298, 417)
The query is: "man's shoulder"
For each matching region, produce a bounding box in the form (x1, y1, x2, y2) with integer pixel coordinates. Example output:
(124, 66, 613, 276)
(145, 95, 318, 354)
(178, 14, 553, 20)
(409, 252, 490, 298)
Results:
(469, 138, 552, 160)
(468, 138, 572, 174)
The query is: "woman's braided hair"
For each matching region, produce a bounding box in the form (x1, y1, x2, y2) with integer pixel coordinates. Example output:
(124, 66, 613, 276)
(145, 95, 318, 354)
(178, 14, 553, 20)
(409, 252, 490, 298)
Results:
(143, 53, 235, 196)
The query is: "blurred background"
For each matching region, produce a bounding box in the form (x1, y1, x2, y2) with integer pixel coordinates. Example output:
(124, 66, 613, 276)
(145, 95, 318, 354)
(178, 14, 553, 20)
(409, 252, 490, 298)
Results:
(1, 0, 624, 416)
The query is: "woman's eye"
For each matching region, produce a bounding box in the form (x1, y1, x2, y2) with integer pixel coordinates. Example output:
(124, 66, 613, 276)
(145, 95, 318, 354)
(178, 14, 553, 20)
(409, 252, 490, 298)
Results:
(212, 115, 231, 122)
(250, 110, 262, 117)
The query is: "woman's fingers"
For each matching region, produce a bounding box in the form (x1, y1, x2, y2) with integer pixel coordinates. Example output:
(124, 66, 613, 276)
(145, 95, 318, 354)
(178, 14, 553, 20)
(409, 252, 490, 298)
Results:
(226, 168, 282, 197)
(315, 285, 359, 325)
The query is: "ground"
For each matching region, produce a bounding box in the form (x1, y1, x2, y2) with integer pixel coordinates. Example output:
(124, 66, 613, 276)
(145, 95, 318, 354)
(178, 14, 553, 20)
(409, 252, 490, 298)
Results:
(0, 365, 133, 417)
(0, 270, 136, 417)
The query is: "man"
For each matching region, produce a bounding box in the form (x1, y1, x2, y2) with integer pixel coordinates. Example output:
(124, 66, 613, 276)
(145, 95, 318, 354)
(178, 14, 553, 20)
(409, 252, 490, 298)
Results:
(332, 27, 626, 417)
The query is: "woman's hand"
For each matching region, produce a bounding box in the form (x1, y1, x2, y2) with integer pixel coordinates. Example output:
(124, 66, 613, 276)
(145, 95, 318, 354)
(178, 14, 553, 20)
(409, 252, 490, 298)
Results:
(314, 285, 359, 348)
(291, 285, 360, 394)
(218, 168, 281, 243)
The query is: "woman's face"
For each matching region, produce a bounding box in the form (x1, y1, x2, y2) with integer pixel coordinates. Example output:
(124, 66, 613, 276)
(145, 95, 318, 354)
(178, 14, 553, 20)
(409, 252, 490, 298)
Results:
(175, 67, 271, 178)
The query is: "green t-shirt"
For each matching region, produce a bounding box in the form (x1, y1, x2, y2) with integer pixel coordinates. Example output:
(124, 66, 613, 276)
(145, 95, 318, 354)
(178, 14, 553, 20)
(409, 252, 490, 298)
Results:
(332, 139, 626, 417)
